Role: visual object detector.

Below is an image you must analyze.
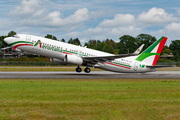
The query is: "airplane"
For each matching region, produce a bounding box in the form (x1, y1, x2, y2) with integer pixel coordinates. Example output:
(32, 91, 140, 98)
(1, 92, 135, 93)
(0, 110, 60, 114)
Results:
(4, 34, 169, 73)
(50, 43, 144, 65)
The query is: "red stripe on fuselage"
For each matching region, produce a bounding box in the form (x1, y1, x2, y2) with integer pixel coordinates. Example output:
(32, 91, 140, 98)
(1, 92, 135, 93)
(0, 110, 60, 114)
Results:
(62, 52, 73, 55)
(104, 62, 131, 69)
(13, 44, 33, 50)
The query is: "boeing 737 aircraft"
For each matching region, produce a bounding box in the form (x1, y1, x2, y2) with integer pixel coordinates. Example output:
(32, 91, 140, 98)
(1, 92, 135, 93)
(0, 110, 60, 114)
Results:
(4, 34, 168, 73)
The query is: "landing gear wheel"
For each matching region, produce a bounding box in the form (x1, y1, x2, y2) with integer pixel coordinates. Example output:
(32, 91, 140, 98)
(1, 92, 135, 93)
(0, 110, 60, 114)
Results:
(76, 66, 82, 73)
(84, 67, 91, 73)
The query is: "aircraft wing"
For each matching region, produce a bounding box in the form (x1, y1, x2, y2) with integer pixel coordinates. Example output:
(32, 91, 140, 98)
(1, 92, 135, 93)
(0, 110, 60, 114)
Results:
(82, 54, 136, 64)
(146, 65, 174, 68)
(82, 44, 144, 65)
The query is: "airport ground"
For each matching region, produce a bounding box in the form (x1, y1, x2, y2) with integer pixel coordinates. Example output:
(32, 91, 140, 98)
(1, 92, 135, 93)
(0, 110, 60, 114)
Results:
(0, 66, 180, 119)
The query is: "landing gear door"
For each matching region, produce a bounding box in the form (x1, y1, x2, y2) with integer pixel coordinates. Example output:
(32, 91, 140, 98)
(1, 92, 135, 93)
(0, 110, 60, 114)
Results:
(134, 62, 138, 71)
(26, 36, 31, 44)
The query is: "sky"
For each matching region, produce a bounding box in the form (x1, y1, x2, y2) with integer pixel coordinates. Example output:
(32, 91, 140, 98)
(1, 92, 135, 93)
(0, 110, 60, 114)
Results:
(1, 0, 180, 45)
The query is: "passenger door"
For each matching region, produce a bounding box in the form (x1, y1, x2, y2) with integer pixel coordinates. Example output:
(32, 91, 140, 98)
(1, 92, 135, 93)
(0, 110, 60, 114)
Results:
(26, 36, 31, 44)
(134, 62, 138, 71)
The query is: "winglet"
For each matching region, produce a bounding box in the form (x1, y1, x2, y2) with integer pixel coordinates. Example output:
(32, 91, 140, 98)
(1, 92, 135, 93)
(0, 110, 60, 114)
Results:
(132, 44, 144, 55)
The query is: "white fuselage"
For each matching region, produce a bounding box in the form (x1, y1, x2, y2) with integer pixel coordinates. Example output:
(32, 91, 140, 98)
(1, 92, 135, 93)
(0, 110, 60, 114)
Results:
(4, 34, 156, 73)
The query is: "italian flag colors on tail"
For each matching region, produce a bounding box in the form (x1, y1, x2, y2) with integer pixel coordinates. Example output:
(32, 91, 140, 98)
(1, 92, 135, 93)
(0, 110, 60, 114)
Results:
(135, 36, 167, 65)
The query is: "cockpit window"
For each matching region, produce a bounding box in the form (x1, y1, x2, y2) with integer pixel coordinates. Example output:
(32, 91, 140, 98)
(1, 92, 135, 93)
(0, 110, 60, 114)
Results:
(12, 35, 20, 38)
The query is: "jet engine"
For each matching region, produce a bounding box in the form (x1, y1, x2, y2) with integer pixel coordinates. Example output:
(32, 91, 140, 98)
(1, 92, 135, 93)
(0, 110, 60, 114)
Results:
(50, 58, 67, 65)
(64, 55, 83, 65)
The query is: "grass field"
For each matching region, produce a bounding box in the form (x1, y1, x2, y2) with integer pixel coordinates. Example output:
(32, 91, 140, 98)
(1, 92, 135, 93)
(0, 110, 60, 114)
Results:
(0, 79, 180, 120)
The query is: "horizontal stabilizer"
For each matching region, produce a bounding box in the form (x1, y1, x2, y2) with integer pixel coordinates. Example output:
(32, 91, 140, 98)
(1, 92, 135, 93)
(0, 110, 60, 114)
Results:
(146, 65, 174, 68)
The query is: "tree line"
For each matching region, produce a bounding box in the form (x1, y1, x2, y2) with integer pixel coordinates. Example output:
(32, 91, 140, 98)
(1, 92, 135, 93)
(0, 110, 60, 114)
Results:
(1, 31, 180, 62)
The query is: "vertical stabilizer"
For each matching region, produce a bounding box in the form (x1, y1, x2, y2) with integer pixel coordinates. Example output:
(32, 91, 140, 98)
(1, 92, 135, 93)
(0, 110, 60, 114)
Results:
(135, 36, 167, 65)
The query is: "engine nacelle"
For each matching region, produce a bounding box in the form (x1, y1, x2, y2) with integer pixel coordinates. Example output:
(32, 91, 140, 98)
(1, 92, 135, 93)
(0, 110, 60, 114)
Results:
(50, 58, 67, 65)
(64, 55, 83, 65)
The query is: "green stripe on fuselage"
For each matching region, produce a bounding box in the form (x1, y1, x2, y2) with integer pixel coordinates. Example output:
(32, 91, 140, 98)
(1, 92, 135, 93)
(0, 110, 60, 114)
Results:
(113, 62, 131, 68)
(63, 50, 77, 54)
(9, 41, 34, 46)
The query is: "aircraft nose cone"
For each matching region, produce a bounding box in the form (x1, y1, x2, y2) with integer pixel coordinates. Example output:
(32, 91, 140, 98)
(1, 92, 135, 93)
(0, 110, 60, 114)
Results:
(4, 37, 11, 44)
(4, 38, 8, 43)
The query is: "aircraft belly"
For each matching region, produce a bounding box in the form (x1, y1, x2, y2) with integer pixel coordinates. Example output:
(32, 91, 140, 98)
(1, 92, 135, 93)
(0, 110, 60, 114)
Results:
(33, 49, 65, 59)
(18, 46, 64, 60)
(97, 61, 157, 73)
(17, 46, 30, 51)
(98, 62, 133, 73)
(31, 48, 41, 52)
(98, 62, 156, 73)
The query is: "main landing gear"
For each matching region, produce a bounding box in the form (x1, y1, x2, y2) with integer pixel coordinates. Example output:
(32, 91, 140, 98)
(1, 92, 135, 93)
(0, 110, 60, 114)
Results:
(76, 66, 82, 72)
(76, 66, 91, 73)
(84, 67, 91, 73)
